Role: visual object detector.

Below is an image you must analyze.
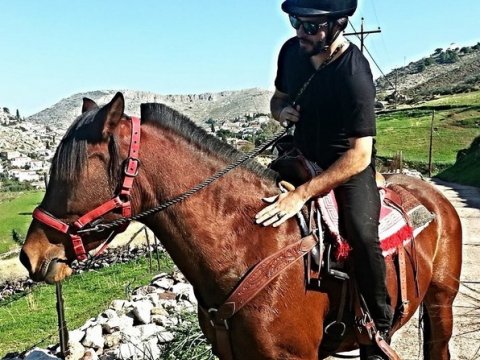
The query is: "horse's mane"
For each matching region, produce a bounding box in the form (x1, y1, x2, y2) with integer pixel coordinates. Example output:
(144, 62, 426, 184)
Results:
(140, 103, 277, 181)
(50, 102, 277, 185)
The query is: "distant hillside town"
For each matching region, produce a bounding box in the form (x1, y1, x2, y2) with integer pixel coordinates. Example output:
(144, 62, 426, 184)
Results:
(0, 106, 64, 190)
(0, 91, 278, 190)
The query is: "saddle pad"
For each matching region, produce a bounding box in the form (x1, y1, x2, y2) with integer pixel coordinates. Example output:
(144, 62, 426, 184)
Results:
(316, 184, 435, 260)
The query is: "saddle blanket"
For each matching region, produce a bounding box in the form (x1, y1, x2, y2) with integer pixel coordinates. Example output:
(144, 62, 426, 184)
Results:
(316, 183, 435, 260)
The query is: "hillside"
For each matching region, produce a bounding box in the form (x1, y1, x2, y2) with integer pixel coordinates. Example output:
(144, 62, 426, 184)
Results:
(437, 136, 480, 187)
(376, 43, 480, 101)
(27, 88, 273, 129)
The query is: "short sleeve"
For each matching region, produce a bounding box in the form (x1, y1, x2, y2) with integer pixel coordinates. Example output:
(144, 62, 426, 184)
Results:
(340, 70, 376, 138)
(274, 40, 292, 94)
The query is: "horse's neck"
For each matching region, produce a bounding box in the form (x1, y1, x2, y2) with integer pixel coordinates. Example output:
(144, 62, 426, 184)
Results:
(139, 126, 291, 305)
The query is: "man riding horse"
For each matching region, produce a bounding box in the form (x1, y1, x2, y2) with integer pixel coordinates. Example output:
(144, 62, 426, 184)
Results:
(255, 0, 393, 358)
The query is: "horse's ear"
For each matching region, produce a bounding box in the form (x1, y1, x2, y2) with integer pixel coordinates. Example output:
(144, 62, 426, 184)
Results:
(102, 92, 125, 138)
(82, 98, 98, 113)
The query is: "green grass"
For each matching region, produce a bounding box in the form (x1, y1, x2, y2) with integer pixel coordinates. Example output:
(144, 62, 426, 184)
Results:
(0, 191, 44, 254)
(377, 104, 480, 167)
(0, 255, 174, 357)
(422, 91, 480, 106)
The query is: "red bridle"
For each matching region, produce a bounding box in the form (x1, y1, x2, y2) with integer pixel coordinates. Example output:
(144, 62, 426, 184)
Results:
(32, 116, 142, 261)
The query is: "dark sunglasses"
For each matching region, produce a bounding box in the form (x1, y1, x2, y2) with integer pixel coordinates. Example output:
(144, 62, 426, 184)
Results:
(289, 15, 329, 36)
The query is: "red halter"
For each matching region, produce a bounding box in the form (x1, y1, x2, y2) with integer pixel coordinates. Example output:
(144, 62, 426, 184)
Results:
(32, 116, 142, 261)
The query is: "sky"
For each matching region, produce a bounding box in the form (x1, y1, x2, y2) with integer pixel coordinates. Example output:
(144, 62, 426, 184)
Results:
(1, 0, 479, 117)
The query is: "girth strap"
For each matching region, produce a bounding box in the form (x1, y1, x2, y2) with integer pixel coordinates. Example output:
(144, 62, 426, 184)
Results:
(204, 233, 318, 360)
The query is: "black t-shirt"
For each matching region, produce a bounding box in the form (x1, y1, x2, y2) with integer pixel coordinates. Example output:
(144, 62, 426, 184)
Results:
(275, 38, 376, 169)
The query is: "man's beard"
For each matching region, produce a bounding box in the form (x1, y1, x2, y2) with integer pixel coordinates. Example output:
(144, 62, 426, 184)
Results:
(298, 37, 328, 56)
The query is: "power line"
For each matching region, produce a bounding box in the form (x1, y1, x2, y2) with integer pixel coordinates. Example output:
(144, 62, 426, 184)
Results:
(346, 19, 395, 90)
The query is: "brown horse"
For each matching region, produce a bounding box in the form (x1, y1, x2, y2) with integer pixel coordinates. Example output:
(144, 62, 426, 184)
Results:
(20, 93, 462, 359)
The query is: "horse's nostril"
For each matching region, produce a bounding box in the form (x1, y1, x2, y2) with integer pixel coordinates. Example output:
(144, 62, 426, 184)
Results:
(19, 249, 32, 273)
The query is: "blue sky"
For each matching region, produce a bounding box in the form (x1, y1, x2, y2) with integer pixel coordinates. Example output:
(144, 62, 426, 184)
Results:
(1, 0, 479, 116)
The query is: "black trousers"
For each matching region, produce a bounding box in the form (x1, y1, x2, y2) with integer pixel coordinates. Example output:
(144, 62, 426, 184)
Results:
(334, 165, 393, 330)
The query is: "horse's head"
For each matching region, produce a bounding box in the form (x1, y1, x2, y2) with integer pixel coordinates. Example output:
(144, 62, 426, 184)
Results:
(20, 92, 138, 283)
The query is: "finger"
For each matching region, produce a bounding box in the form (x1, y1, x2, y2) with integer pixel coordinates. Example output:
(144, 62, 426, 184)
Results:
(255, 204, 277, 222)
(262, 195, 279, 203)
(272, 213, 293, 227)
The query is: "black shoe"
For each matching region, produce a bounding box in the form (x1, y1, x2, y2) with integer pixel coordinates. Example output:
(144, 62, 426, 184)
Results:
(360, 344, 388, 360)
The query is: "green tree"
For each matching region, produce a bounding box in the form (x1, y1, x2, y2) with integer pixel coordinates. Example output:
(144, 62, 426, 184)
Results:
(16, 109, 20, 120)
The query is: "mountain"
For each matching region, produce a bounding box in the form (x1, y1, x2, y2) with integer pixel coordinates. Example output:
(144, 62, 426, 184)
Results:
(27, 88, 273, 129)
(376, 43, 480, 101)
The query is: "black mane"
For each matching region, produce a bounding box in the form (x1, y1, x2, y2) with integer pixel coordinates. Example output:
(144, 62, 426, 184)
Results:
(140, 103, 277, 181)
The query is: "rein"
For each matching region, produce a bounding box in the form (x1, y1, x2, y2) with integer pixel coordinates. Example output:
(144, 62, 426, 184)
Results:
(32, 115, 287, 261)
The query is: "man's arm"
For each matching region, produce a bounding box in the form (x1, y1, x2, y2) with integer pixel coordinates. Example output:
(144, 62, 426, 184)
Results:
(255, 136, 373, 227)
(297, 136, 373, 202)
(270, 89, 301, 126)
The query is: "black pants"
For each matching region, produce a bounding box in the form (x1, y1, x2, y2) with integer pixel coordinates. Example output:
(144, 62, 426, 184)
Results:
(334, 165, 393, 330)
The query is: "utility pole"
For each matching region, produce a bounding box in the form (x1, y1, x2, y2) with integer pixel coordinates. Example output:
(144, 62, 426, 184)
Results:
(428, 111, 435, 177)
(344, 17, 381, 53)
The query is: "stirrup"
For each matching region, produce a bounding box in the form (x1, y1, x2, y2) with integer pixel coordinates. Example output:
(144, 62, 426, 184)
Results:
(325, 243, 350, 280)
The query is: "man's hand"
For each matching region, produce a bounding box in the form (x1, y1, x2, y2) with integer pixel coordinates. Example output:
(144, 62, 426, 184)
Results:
(255, 189, 307, 227)
(278, 105, 301, 127)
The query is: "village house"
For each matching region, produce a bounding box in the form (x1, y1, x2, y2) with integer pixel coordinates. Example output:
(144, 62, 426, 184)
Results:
(10, 156, 32, 168)
(8, 169, 40, 182)
(0, 150, 21, 160)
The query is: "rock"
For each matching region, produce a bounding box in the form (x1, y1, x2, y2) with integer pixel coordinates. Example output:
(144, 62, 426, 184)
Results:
(81, 349, 99, 360)
(103, 333, 121, 349)
(152, 277, 174, 290)
(66, 341, 85, 360)
(151, 306, 168, 316)
(68, 329, 85, 344)
(132, 300, 153, 324)
(82, 325, 104, 349)
(109, 300, 132, 313)
(137, 324, 165, 341)
(157, 331, 175, 343)
(79, 318, 97, 331)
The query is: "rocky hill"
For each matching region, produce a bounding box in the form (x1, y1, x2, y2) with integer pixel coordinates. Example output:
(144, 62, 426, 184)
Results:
(376, 43, 480, 101)
(27, 88, 273, 129)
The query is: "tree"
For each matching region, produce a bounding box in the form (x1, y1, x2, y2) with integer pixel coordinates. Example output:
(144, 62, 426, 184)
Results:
(2, 107, 10, 114)
(16, 109, 21, 120)
(417, 63, 426, 73)
(424, 57, 434, 66)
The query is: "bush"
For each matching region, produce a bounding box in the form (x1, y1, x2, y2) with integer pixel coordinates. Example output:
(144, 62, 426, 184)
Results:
(424, 57, 435, 66)
(437, 50, 460, 64)
(417, 63, 426, 73)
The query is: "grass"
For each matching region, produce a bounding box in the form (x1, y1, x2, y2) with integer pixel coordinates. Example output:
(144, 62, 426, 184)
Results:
(377, 92, 480, 168)
(0, 255, 175, 358)
(0, 191, 44, 254)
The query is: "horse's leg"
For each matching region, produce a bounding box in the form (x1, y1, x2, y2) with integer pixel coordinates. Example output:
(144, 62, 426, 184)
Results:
(422, 278, 459, 360)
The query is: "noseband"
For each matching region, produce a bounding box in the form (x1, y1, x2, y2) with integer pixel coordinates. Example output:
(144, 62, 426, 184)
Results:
(32, 116, 141, 261)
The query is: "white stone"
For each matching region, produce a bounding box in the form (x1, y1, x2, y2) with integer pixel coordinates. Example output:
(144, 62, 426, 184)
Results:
(132, 300, 153, 324)
(79, 318, 97, 331)
(120, 326, 141, 343)
(68, 329, 85, 344)
(109, 300, 132, 313)
(82, 348, 99, 360)
(137, 324, 165, 341)
(157, 331, 175, 343)
(66, 341, 85, 360)
(82, 325, 104, 349)
(104, 332, 121, 349)
(151, 306, 168, 316)
(152, 277, 174, 290)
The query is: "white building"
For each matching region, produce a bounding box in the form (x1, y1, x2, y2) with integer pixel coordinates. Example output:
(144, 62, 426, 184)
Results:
(0, 150, 21, 160)
(10, 156, 32, 168)
(9, 169, 40, 182)
(29, 160, 44, 171)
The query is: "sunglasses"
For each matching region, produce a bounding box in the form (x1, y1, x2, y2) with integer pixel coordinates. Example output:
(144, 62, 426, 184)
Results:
(289, 15, 329, 36)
